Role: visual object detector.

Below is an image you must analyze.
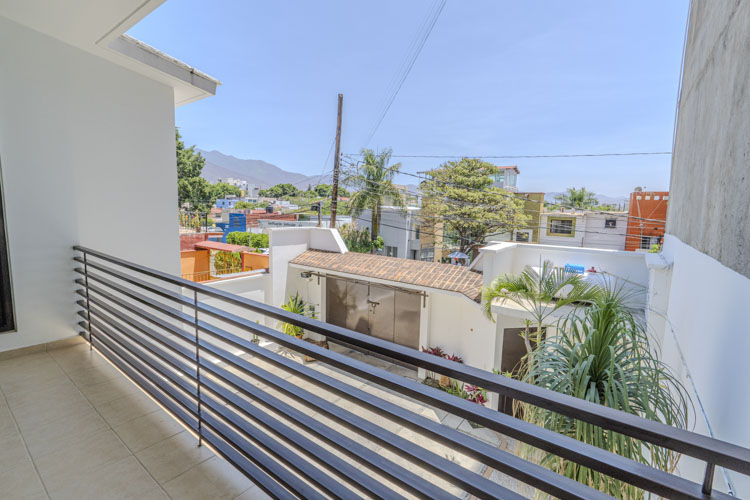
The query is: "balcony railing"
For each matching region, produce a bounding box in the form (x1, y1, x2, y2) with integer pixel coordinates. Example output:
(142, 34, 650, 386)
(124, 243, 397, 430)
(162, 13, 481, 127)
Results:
(73, 245, 750, 499)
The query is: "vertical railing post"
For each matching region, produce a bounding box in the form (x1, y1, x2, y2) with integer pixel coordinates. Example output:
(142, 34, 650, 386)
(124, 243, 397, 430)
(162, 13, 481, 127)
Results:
(194, 289, 202, 447)
(83, 251, 93, 351)
(702, 462, 715, 496)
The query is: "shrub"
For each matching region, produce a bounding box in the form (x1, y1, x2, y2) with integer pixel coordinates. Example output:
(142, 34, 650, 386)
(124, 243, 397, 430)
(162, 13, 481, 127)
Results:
(250, 233, 269, 248)
(226, 231, 250, 246)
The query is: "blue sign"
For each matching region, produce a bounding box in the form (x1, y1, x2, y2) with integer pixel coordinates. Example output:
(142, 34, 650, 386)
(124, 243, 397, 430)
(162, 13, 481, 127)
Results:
(564, 264, 585, 274)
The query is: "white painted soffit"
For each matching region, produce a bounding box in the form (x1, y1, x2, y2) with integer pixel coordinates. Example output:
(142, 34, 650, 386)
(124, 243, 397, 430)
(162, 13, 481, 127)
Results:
(0, 0, 220, 107)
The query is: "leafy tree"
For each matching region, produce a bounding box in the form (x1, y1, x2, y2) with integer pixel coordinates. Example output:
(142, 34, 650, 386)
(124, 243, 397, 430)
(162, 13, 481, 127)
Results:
(226, 231, 250, 246)
(555, 187, 599, 209)
(259, 183, 300, 198)
(176, 129, 205, 180)
(233, 201, 257, 209)
(339, 224, 384, 253)
(315, 184, 332, 197)
(250, 233, 269, 248)
(212, 182, 241, 201)
(420, 158, 528, 253)
(517, 284, 690, 497)
(345, 149, 405, 242)
(176, 129, 210, 210)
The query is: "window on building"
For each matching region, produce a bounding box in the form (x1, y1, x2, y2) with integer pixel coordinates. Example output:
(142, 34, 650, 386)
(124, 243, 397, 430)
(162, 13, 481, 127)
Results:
(605, 218, 617, 228)
(654, 195, 660, 200)
(420, 248, 434, 262)
(385, 246, 398, 258)
(0, 164, 14, 332)
(548, 218, 574, 236)
(640, 236, 658, 249)
(414, 226, 420, 240)
(514, 230, 531, 242)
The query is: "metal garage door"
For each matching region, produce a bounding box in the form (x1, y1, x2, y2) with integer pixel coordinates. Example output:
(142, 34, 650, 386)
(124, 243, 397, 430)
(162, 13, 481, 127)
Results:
(326, 277, 421, 349)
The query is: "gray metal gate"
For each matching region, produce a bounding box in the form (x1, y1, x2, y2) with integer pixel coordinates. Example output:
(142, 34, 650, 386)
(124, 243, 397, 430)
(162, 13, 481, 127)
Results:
(326, 276, 421, 349)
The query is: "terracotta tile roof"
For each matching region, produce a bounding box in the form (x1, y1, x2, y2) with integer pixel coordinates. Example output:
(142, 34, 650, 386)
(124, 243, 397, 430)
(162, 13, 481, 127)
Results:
(290, 250, 484, 302)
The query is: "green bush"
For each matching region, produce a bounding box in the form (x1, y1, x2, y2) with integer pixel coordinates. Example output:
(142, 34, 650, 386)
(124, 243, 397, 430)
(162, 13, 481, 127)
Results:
(250, 233, 269, 249)
(226, 231, 250, 246)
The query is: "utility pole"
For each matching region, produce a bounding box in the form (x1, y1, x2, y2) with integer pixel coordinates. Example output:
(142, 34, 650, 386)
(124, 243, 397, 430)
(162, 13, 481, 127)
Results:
(329, 93, 343, 228)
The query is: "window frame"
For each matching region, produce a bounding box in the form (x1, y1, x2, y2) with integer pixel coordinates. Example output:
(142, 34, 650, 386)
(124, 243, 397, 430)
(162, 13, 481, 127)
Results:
(546, 217, 576, 237)
(604, 218, 617, 229)
(0, 159, 15, 333)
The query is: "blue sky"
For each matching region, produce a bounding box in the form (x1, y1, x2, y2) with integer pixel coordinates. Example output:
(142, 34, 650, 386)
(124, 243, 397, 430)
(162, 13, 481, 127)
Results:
(128, 0, 689, 196)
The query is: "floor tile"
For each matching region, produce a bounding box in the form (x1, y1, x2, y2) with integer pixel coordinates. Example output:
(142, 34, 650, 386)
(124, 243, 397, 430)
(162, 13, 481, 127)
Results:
(0, 458, 48, 500)
(114, 409, 184, 453)
(34, 428, 132, 490)
(94, 390, 160, 427)
(136, 431, 213, 483)
(47, 456, 162, 500)
(162, 456, 253, 500)
(22, 408, 109, 460)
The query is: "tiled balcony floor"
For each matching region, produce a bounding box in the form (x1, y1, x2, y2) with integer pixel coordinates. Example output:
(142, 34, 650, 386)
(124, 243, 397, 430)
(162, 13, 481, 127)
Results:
(0, 337, 269, 500)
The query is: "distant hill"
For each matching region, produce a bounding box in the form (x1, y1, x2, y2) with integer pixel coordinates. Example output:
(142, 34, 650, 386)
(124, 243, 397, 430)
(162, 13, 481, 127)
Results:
(544, 192, 629, 209)
(198, 149, 329, 189)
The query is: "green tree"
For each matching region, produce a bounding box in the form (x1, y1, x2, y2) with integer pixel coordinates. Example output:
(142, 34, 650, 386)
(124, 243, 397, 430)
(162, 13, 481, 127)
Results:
(226, 231, 250, 246)
(259, 183, 300, 198)
(345, 149, 405, 242)
(234, 201, 256, 209)
(555, 187, 599, 209)
(517, 285, 690, 498)
(315, 184, 332, 197)
(176, 129, 209, 210)
(212, 182, 241, 201)
(250, 233, 269, 248)
(339, 224, 384, 253)
(421, 158, 528, 254)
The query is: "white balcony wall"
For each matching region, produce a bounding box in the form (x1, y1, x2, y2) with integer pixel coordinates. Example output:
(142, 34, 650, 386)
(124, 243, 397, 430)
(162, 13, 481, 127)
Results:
(0, 16, 179, 351)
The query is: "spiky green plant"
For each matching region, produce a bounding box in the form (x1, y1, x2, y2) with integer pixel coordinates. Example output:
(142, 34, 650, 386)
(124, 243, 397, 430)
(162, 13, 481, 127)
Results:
(517, 284, 691, 498)
(482, 260, 601, 353)
(278, 293, 316, 338)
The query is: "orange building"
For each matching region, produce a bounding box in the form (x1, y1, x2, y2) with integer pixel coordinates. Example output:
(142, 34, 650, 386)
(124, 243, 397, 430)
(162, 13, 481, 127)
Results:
(625, 191, 669, 251)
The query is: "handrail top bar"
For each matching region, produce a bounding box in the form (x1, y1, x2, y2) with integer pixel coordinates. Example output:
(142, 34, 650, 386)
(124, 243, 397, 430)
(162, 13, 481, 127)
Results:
(72, 245, 750, 474)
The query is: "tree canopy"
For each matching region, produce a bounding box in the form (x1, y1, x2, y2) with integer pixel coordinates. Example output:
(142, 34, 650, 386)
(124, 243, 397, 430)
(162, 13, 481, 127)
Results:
(345, 149, 405, 242)
(420, 158, 528, 253)
(259, 183, 300, 198)
(554, 187, 599, 209)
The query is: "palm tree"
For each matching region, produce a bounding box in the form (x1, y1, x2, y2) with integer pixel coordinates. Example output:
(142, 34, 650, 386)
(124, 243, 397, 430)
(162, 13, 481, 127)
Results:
(346, 149, 405, 242)
(481, 260, 601, 353)
(555, 187, 599, 209)
(517, 284, 690, 498)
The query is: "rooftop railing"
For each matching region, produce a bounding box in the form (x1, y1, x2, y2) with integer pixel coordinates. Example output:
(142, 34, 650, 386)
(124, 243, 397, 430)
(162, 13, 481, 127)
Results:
(73, 245, 750, 499)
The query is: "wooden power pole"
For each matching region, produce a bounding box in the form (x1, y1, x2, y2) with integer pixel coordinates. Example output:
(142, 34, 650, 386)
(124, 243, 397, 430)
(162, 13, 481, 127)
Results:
(329, 93, 343, 228)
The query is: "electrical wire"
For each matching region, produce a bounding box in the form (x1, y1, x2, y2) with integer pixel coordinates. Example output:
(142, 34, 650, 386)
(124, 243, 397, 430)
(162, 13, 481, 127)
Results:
(363, 0, 447, 147)
(345, 151, 672, 159)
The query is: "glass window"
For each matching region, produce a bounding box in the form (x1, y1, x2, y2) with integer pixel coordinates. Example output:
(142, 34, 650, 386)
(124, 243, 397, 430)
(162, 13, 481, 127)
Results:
(514, 230, 530, 242)
(385, 246, 398, 258)
(420, 248, 434, 262)
(549, 218, 574, 235)
(605, 218, 617, 228)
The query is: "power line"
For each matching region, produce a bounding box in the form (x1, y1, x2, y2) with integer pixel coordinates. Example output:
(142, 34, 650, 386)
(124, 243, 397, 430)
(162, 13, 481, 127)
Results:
(345, 151, 672, 159)
(340, 156, 668, 224)
(363, 0, 446, 147)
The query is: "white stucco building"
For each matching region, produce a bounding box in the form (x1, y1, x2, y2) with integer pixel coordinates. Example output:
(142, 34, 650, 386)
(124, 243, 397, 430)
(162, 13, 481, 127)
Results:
(539, 210, 628, 251)
(0, 1, 217, 351)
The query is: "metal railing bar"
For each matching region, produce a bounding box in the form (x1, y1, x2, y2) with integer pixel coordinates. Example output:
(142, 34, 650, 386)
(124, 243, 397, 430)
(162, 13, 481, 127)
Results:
(75, 256, 726, 499)
(199, 390, 361, 500)
(73, 247, 750, 482)
(197, 338, 518, 500)
(90, 335, 199, 432)
(89, 321, 199, 414)
(74, 286, 196, 355)
(198, 317, 609, 500)
(74, 258, 193, 308)
(198, 425, 297, 500)
(199, 413, 328, 500)
(74, 273, 194, 326)
(195, 304, 724, 500)
(78, 305, 196, 381)
(198, 358, 443, 500)
(75, 295, 196, 362)
(199, 376, 403, 500)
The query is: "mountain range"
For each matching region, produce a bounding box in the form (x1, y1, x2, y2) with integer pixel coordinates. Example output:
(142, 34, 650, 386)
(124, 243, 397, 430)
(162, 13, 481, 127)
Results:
(198, 149, 330, 189)
(199, 149, 629, 205)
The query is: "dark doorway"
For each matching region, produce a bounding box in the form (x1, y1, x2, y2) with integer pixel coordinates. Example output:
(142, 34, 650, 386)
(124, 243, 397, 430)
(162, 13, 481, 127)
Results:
(499, 326, 542, 415)
(0, 164, 14, 332)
